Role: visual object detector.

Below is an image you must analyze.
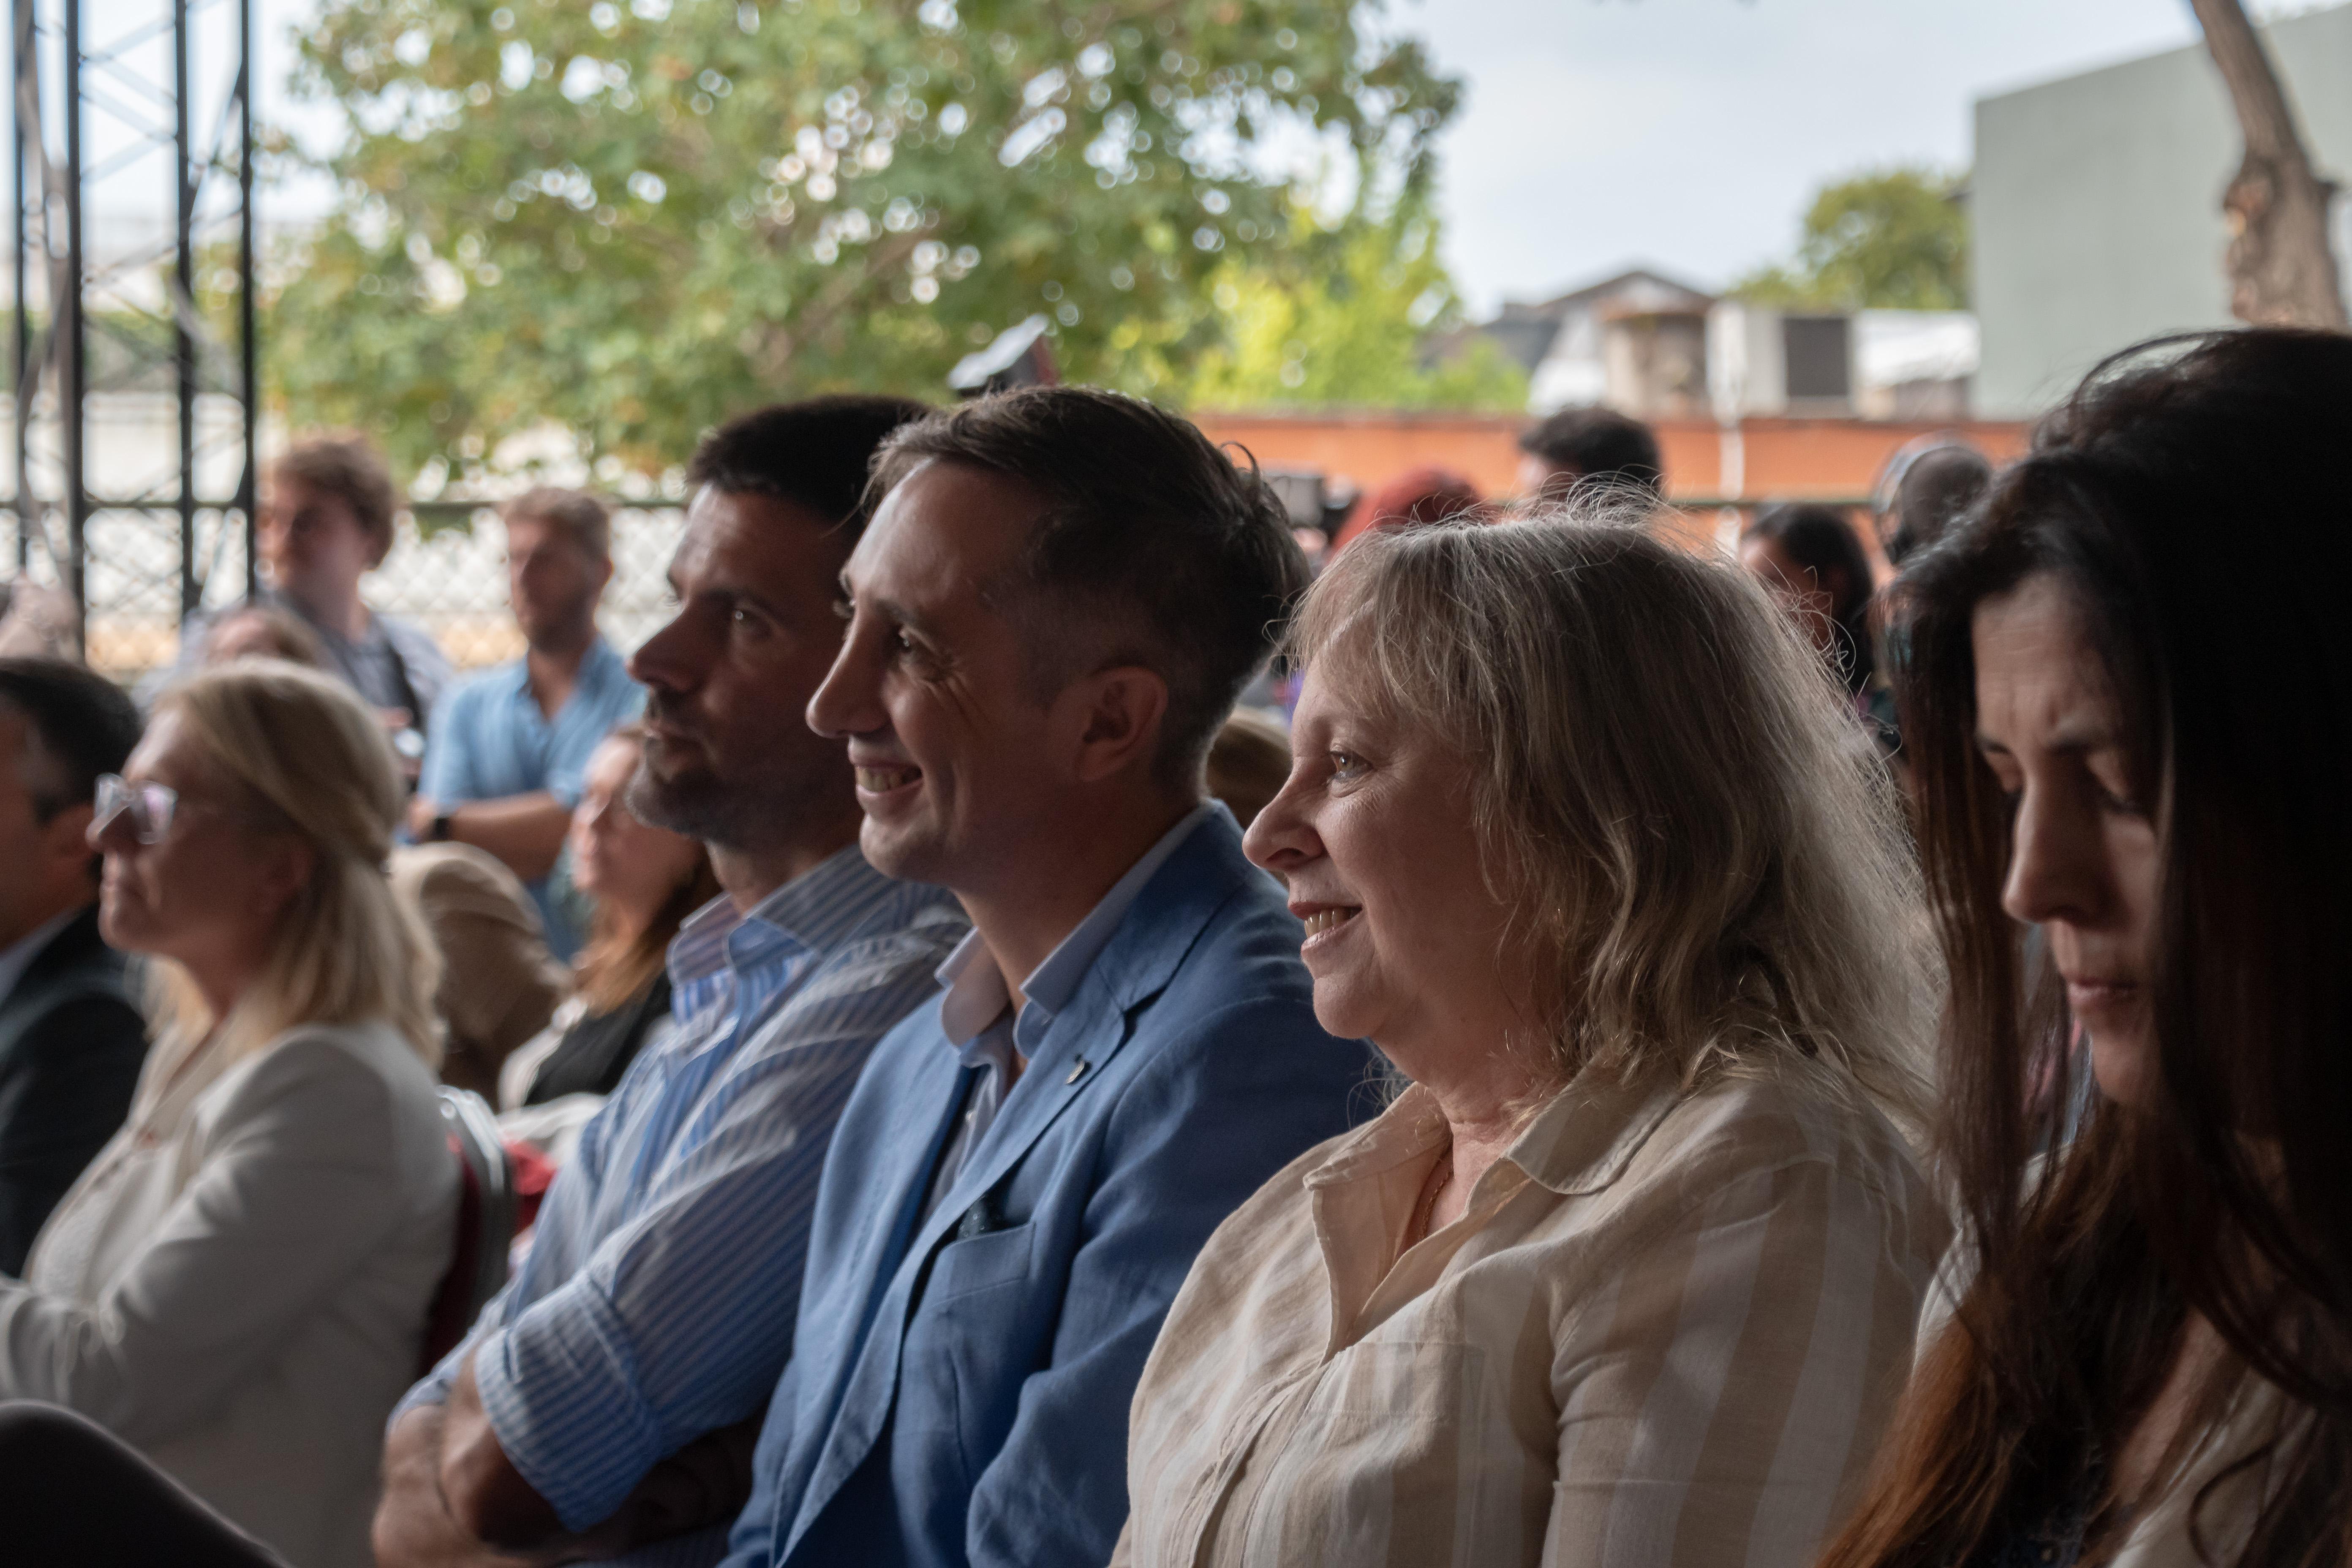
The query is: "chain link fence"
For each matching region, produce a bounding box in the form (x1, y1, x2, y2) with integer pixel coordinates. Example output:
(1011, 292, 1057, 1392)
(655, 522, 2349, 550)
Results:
(6, 498, 691, 682)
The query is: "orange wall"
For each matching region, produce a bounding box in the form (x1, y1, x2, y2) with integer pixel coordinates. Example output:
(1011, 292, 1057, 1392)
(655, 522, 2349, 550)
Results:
(1192, 408, 2031, 506)
(1195, 411, 1530, 497)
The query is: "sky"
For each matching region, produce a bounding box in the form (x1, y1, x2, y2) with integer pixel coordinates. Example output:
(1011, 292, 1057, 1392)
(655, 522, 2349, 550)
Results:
(1402, 0, 2309, 313)
(228, 0, 2310, 317)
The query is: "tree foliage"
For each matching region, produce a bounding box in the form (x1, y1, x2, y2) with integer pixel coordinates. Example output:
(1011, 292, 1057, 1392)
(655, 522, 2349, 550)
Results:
(267, 0, 1462, 480)
(1182, 206, 1526, 410)
(1730, 166, 1969, 312)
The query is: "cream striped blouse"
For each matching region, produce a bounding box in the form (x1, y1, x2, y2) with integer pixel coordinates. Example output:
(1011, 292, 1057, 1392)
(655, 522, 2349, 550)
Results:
(1113, 1062, 1951, 1568)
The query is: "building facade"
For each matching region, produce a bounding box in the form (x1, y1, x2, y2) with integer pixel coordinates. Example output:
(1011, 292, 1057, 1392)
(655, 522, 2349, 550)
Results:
(1972, 3, 2352, 416)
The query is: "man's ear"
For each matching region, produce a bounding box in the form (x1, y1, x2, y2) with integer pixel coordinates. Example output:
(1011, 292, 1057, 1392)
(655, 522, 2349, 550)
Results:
(38, 802, 95, 878)
(1065, 665, 1171, 786)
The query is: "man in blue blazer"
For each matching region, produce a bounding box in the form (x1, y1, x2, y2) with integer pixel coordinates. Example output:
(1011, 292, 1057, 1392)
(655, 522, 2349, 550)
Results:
(721, 389, 1368, 1568)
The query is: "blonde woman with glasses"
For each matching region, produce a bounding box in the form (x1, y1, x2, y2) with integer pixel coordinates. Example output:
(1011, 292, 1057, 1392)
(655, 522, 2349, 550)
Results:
(1115, 513, 1951, 1568)
(0, 660, 456, 1568)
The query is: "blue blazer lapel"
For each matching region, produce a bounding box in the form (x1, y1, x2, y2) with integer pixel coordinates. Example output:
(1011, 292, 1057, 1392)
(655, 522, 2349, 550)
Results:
(851, 1040, 980, 1345)
(786, 1020, 977, 1549)
(898, 813, 1258, 1277)
(789, 814, 1268, 1550)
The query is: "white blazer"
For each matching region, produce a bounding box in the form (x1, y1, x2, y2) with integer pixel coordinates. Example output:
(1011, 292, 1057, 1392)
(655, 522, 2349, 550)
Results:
(0, 1017, 457, 1568)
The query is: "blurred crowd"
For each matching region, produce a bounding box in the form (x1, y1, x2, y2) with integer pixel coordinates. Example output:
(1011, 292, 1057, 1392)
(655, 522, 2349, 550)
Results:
(0, 326, 2342, 1568)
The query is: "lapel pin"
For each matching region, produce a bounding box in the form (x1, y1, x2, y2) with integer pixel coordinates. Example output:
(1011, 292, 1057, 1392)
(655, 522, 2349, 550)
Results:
(1066, 1058, 1090, 1085)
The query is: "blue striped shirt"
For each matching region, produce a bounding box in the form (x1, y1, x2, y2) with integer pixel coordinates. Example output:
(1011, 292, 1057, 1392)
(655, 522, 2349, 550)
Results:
(396, 846, 966, 1565)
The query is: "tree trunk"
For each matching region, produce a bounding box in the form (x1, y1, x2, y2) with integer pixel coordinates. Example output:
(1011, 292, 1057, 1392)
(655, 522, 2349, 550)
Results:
(2186, 0, 2349, 329)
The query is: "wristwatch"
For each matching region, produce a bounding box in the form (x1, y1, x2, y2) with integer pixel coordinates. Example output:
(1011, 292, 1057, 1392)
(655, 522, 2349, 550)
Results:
(429, 811, 455, 843)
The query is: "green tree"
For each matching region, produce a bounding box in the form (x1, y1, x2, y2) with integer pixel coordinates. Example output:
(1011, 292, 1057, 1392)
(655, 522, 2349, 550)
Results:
(1183, 205, 1525, 410)
(267, 0, 1461, 479)
(1730, 166, 1969, 312)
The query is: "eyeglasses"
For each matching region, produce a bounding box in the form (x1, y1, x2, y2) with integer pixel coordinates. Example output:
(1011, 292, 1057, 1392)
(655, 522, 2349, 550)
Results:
(92, 775, 283, 846)
(92, 774, 184, 845)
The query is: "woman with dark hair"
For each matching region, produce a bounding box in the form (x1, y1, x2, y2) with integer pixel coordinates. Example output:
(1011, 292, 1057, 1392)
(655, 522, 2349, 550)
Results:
(1326, 466, 1485, 556)
(1819, 328, 2352, 1568)
(1741, 502, 1879, 702)
(496, 722, 718, 1122)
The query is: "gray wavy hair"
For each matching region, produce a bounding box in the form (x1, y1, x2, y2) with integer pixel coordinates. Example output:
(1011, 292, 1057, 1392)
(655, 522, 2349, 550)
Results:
(1293, 504, 1936, 1132)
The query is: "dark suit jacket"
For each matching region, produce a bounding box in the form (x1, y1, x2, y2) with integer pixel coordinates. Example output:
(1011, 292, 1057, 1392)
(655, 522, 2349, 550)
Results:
(0, 904, 148, 1274)
(726, 809, 1373, 1568)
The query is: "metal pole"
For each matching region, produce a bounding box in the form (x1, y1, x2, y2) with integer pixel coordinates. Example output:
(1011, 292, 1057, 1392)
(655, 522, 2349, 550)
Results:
(235, 0, 255, 599)
(174, 0, 196, 615)
(8, 0, 26, 572)
(61, 0, 83, 651)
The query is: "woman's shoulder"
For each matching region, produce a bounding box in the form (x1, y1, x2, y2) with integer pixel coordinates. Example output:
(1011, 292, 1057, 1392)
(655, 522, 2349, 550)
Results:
(1624, 1062, 1940, 1225)
(203, 1020, 446, 1142)
(1248, 1124, 1360, 1220)
(1192, 1122, 1362, 1264)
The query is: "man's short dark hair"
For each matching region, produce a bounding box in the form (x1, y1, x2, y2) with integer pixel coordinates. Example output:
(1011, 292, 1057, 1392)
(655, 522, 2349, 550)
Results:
(687, 396, 934, 537)
(870, 387, 1309, 790)
(0, 658, 142, 876)
(1518, 408, 1664, 493)
(1885, 443, 1993, 566)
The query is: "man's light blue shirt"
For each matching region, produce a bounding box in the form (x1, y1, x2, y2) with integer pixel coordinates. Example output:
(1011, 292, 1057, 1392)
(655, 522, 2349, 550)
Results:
(396, 846, 967, 1568)
(417, 634, 643, 956)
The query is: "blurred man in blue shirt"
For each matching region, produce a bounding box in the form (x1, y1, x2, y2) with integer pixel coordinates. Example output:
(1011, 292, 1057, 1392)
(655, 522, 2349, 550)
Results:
(410, 488, 643, 956)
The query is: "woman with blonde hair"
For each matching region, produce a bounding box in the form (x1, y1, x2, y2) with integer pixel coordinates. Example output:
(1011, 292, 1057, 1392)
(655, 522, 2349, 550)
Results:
(1116, 511, 1950, 1568)
(0, 659, 456, 1568)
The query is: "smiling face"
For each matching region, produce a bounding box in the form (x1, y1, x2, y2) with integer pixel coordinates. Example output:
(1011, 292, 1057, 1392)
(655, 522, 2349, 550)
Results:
(1972, 572, 2162, 1105)
(1241, 659, 1530, 1072)
(806, 458, 1088, 896)
(89, 709, 305, 985)
(624, 487, 859, 855)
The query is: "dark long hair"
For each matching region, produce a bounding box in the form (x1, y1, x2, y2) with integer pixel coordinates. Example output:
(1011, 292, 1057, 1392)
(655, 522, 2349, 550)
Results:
(1746, 502, 1878, 696)
(1821, 329, 2352, 1568)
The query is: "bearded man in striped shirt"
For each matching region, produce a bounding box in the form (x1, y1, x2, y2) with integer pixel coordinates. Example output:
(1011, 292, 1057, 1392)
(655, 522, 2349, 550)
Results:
(374, 397, 968, 1568)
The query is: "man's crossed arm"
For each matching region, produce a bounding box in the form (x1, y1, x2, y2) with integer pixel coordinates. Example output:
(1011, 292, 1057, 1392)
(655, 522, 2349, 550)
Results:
(373, 1353, 757, 1568)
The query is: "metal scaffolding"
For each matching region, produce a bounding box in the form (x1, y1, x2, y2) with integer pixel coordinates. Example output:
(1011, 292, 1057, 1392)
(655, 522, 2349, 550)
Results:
(8, 0, 256, 662)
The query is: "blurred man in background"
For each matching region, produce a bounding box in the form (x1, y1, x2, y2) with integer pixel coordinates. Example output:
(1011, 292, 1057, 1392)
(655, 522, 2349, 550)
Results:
(409, 489, 642, 957)
(1874, 438, 1993, 568)
(150, 434, 452, 777)
(1515, 407, 1665, 503)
